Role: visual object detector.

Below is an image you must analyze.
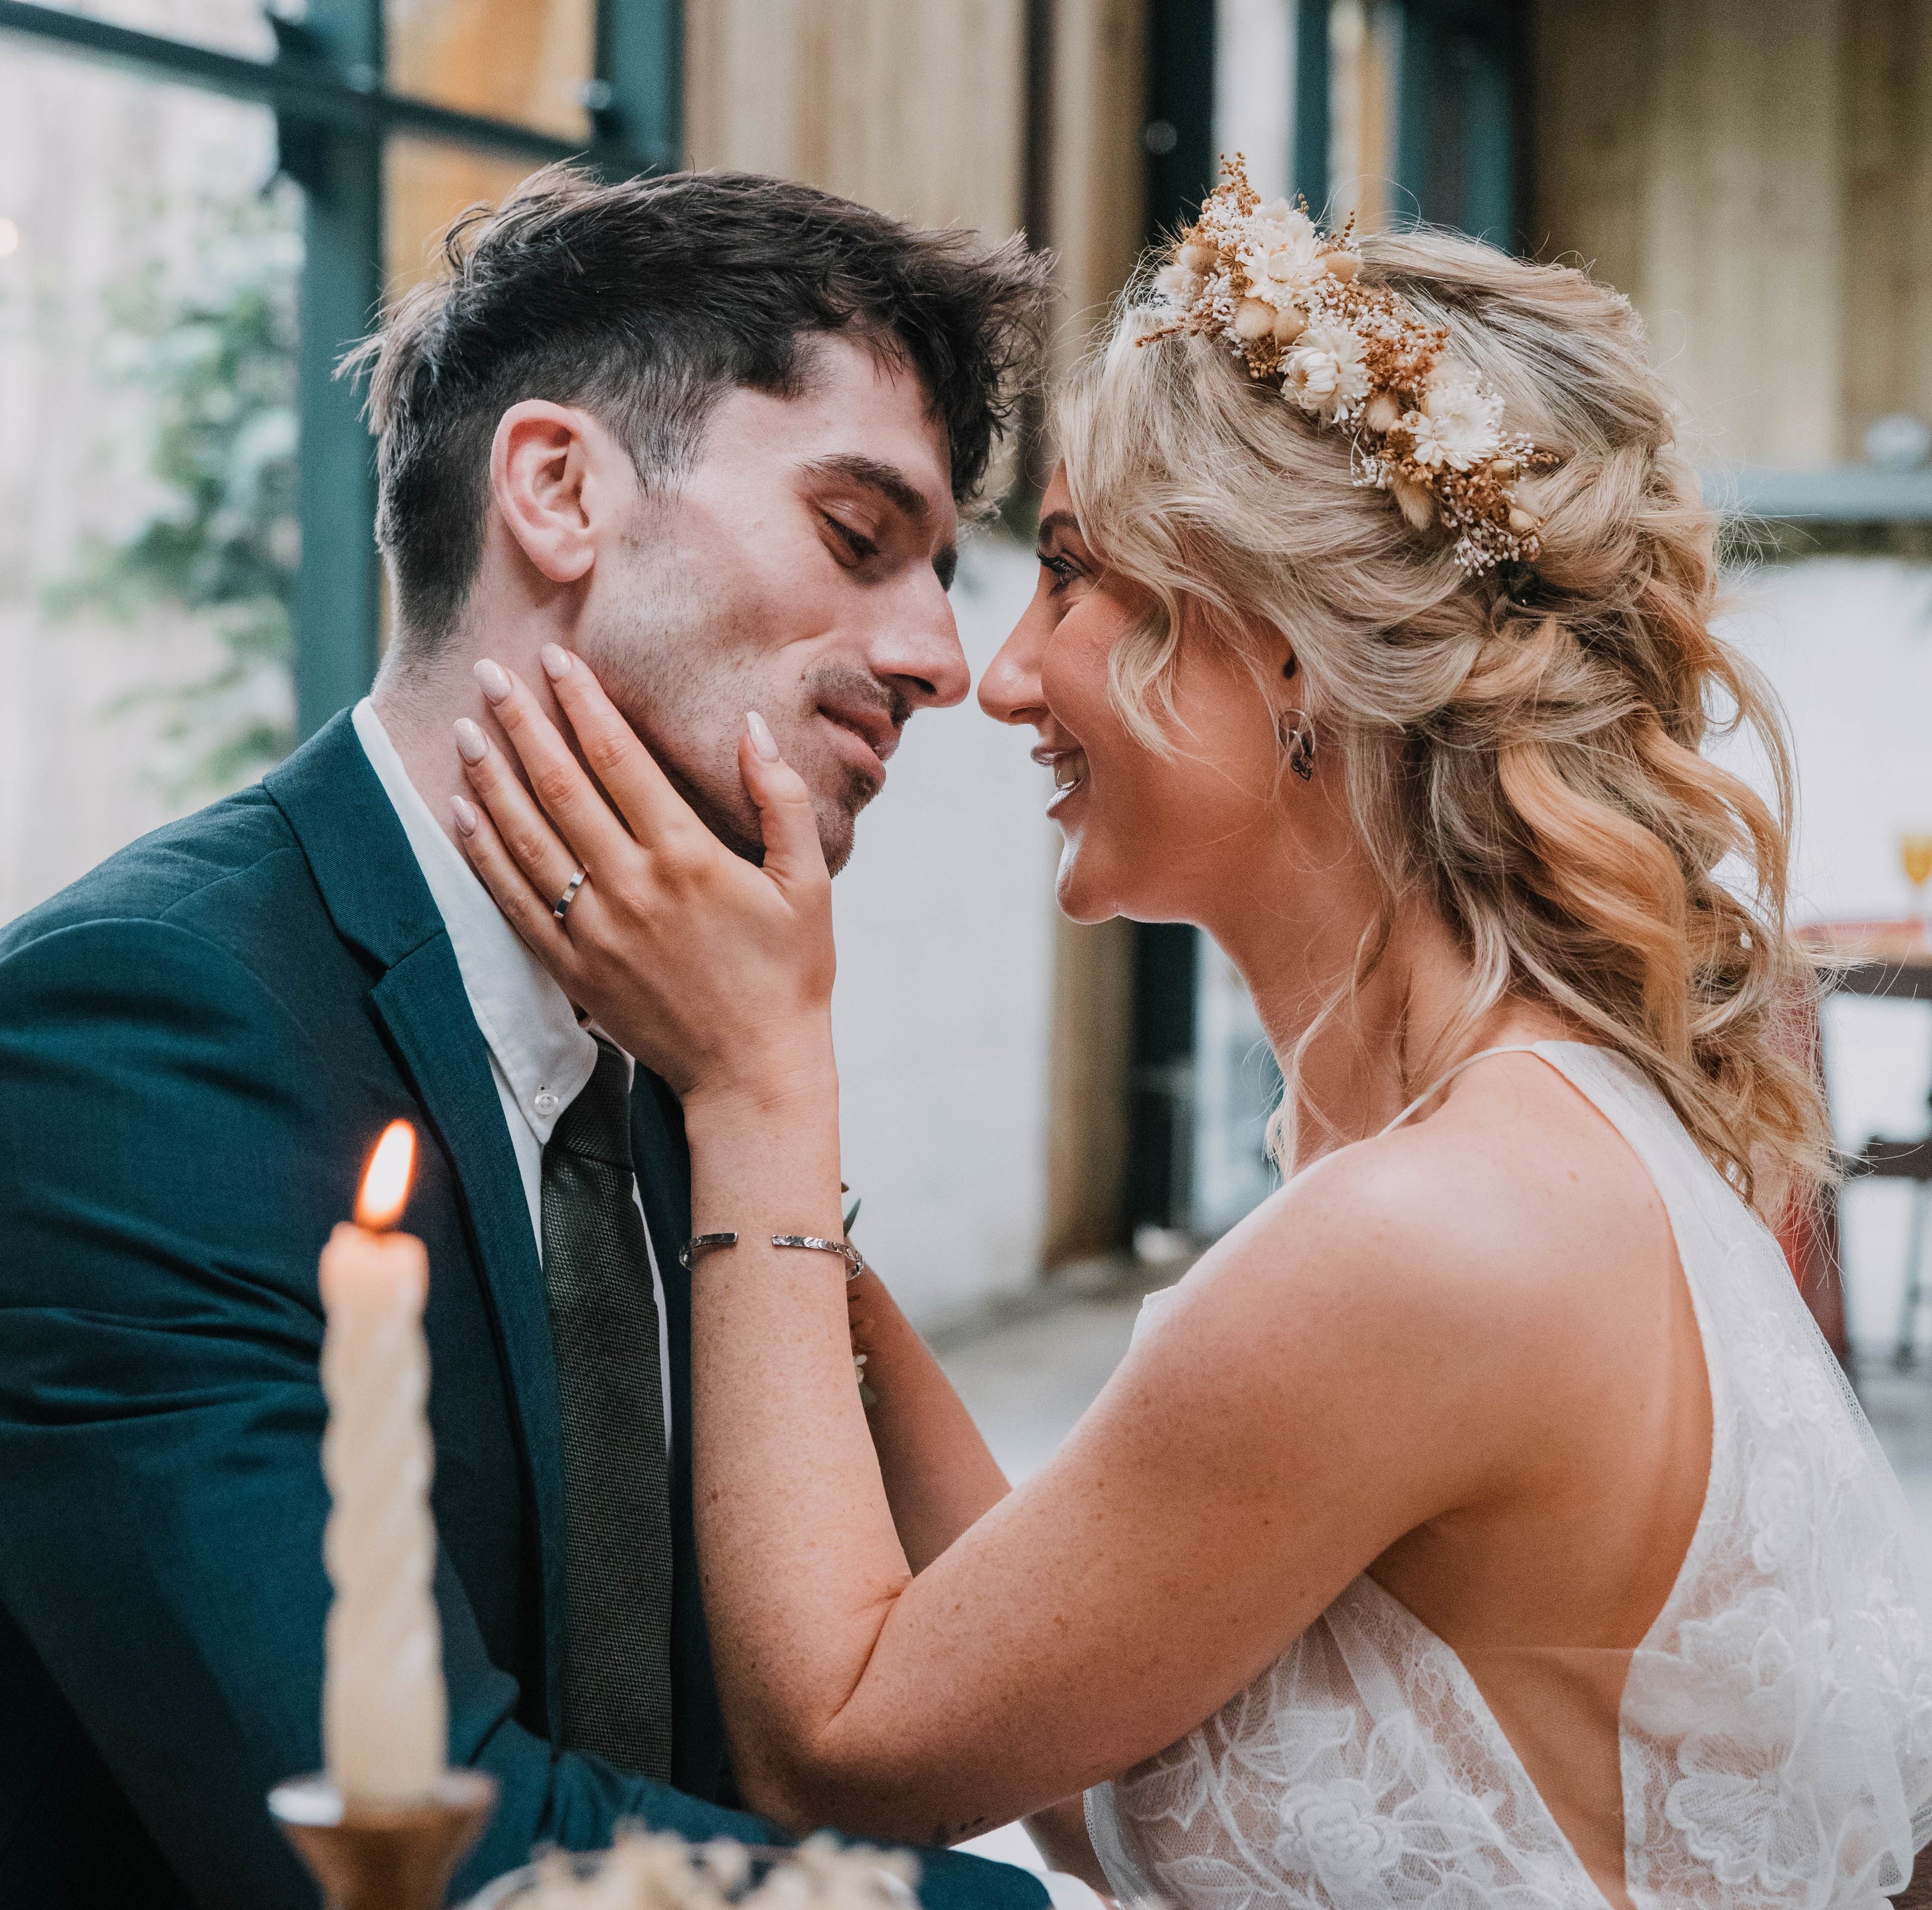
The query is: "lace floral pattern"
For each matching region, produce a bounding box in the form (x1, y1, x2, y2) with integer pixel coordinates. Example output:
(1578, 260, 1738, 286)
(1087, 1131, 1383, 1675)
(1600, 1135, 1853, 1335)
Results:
(1089, 1046, 1932, 1910)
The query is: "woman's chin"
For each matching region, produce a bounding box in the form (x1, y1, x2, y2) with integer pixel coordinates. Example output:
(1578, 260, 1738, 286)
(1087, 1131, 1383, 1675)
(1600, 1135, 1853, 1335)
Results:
(1053, 843, 1121, 925)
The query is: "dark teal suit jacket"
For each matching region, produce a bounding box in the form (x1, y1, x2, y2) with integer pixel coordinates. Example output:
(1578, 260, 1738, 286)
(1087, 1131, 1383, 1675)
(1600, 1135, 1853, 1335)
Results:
(0, 713, 1047, 1910)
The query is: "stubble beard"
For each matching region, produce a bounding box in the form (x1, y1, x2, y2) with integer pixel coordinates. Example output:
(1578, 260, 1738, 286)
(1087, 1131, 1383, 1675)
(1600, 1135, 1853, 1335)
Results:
(575, 542, 875, 876)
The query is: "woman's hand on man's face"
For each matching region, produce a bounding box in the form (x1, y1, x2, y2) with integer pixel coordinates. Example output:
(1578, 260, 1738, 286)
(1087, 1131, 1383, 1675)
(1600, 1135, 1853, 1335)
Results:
(452, 644, 838, 1116)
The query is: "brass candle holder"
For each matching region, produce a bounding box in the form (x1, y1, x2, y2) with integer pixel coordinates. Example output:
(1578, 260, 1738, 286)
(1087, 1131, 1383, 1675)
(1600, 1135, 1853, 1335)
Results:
(269, 1770, 499, 1910)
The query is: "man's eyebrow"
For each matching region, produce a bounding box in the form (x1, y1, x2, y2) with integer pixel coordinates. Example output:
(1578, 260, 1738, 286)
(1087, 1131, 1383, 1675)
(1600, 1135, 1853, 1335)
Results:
(802, 453, 936, 526)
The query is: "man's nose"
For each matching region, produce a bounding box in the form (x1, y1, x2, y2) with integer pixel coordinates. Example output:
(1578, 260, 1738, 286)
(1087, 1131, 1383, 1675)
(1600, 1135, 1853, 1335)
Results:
(872, 573, 970, 710)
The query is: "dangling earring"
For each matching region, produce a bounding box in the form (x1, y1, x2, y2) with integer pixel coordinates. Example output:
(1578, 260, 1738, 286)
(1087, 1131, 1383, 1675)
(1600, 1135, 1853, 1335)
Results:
(1276, 707, 1316, 781)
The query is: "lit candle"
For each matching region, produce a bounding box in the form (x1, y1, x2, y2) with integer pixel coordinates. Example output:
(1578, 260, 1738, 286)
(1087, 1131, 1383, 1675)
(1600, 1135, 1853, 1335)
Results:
(318, 1120, 446, 1804)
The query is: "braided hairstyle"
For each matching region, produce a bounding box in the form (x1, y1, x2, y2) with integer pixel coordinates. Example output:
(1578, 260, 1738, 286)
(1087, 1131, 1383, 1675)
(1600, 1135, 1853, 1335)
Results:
(1055, 226, 1829, 1213)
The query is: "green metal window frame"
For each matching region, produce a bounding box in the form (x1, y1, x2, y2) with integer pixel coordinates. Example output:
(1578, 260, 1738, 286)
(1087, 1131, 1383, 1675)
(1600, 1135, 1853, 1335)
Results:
(1290, 0, 1527, 249)
(0, 0, 681, 738)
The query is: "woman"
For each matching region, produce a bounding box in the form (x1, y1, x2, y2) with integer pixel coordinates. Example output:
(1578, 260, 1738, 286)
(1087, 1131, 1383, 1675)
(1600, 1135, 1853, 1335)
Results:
(449, 170, 1932, 1907)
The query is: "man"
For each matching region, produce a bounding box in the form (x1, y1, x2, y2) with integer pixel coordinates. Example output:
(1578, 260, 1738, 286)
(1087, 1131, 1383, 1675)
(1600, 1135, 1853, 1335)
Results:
(0, 167, 1060, 1909)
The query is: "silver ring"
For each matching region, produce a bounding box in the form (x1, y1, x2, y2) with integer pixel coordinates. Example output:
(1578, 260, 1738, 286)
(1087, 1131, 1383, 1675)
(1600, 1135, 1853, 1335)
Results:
(551, 868, 586, 921)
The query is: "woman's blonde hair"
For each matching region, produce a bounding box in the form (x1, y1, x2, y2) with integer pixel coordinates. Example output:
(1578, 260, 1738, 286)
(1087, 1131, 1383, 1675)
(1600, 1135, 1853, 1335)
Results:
(1055, 228, 1831, 1212)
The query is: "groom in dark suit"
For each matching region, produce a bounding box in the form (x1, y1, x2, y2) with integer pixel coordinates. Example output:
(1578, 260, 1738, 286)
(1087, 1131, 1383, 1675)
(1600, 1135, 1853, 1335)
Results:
(0, 167, 1059, 1909)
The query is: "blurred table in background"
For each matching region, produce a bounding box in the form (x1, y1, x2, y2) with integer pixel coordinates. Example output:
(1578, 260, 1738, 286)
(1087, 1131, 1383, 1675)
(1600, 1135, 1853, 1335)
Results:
(1794, 921, 1932, 1369)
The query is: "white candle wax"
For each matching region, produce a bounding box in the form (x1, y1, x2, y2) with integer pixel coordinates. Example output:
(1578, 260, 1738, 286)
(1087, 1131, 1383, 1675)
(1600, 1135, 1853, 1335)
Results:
(318, 1221, 446, 1803)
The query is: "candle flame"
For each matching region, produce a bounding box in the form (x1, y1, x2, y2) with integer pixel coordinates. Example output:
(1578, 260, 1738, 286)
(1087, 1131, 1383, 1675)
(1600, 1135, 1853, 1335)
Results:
(354, 1121, 417, 1231)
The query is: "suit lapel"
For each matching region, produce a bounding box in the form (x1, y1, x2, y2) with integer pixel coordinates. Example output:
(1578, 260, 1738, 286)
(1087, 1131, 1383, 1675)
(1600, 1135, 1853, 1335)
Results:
(267, 715, 571, 1735)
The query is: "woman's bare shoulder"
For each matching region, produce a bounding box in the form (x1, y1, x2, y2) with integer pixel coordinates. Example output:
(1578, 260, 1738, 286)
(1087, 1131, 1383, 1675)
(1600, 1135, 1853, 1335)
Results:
(1148, 1054, 1671, 1443)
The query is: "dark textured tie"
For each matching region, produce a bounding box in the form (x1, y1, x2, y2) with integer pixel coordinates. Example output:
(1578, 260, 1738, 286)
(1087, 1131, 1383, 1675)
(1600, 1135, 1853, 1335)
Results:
(540, 1036, 675, 1777)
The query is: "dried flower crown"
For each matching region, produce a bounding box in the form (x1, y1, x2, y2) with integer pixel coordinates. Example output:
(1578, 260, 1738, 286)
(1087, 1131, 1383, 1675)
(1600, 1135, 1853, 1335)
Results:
(1143, 157, 1548, 575)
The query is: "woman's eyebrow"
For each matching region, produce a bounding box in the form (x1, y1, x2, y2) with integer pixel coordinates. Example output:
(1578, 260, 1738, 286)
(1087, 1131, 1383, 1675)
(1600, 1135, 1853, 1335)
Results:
(1035, 509, 1088, 564)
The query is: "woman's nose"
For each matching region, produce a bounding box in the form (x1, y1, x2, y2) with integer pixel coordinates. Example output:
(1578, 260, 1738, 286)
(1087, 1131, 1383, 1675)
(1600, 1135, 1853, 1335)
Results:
(979, 602, 1048, 725)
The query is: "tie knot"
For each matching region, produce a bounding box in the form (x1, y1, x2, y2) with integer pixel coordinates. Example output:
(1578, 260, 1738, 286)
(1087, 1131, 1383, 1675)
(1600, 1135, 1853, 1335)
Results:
(548, 1038, 634, 1170)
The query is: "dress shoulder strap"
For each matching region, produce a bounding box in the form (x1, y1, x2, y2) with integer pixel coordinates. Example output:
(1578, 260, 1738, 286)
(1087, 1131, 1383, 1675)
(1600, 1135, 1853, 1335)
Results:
(1375, 1044, 1549, 1140)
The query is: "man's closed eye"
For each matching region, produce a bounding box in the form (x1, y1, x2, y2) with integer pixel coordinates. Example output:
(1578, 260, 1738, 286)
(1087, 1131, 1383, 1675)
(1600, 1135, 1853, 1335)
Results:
(824, 514, 881, 566)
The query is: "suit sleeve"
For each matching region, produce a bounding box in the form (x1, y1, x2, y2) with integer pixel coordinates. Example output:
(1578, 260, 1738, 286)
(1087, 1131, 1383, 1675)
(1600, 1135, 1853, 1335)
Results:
(0, 916, 1046, 1910)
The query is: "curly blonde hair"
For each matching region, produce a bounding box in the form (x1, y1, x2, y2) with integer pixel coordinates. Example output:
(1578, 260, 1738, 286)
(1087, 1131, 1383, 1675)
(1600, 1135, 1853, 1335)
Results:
(1055, 228, 1831, 1213)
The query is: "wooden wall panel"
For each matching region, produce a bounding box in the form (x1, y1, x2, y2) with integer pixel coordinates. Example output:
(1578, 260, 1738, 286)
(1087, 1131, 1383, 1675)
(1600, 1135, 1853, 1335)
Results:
(1529, 2, 1656, 302)
(685, 0, 1028, 241)
(1044, 0, 1150, 347)
(1841, 0, 1932, 452)
(1536, 0, 1932, 470)
(1537, 0, 1845, 468)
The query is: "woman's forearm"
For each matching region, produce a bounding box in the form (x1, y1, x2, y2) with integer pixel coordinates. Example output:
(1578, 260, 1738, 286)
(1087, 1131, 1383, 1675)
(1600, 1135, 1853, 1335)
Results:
(846, 1271, 1010, 1572)
(682, 1077, 925, 1821)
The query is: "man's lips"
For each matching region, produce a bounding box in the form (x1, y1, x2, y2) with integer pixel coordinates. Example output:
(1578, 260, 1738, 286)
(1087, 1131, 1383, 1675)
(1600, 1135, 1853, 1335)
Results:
(818, 702, 901, 772)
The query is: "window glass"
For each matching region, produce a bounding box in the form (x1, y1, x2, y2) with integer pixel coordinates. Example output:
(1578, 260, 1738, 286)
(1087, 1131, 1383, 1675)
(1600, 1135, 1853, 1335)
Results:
(385, 0, 595, 144)
(0, 46, 296, 924)
(1191, 939, 1281, 1238)
(24, 0, 278, 62)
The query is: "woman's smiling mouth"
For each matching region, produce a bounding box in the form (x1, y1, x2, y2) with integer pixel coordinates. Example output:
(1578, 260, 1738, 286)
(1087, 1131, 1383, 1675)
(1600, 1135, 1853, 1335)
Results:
(1036, 744, 1089, 811)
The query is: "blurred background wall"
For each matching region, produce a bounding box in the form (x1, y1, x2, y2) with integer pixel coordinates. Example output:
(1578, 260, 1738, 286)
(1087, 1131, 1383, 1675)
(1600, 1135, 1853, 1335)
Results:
(4, 0, 1930, 1347)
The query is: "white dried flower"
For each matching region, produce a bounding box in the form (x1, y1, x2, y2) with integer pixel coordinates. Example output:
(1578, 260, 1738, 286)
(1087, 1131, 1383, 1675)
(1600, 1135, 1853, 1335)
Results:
(697, 1842, 753, 1893)
(1282, 321, 1370, 421)
(790, 1834, 919, 1905)
(601, 1830, 726, 1910)
(1404, 380, 1503, 470)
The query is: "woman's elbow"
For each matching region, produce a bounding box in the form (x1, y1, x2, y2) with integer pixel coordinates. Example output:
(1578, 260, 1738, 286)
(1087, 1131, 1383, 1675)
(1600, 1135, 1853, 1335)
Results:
(733, 1740, 954, 1848)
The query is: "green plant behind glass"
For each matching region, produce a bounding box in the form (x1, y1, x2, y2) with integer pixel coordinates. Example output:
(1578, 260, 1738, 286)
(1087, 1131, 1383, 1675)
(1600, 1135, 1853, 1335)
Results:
(49, 187, 301, 797)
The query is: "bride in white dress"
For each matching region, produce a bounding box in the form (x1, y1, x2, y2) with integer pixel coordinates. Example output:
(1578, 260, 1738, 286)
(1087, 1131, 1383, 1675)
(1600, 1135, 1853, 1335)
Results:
(450, 168, 1932, 1907)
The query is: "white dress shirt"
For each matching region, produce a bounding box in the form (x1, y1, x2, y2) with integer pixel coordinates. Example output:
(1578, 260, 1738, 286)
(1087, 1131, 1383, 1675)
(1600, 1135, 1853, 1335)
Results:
(353, 697, 672, 1449)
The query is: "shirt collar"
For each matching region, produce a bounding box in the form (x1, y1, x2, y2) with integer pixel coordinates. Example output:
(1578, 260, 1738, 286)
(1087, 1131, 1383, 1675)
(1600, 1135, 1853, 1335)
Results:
(352, 697, 596, 1146)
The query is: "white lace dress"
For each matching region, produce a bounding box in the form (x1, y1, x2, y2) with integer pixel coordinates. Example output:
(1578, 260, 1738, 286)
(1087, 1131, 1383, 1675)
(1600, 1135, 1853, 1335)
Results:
(1086, 1042, 1932, 1909)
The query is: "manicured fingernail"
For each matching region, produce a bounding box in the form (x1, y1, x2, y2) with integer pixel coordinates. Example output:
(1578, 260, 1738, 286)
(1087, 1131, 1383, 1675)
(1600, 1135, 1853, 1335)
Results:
(540, 643, 571, 682)
(473, 659, 511, 703)
(746, 711, 779, 761)
(453, 717, 488, 764)
(450, 795, 478, 835)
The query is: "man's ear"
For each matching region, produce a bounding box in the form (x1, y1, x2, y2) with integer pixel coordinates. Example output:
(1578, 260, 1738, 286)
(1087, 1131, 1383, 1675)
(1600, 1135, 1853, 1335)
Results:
(488, 401, 617, 586)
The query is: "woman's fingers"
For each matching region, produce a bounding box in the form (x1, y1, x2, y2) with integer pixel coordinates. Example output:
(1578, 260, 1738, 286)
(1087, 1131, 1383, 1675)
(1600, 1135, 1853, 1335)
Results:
(538, 645, 708, 852)
(738, 712, 831, 900)
(454, 712, 590, 915)
(451, 790, 582, 979)
(473, 658, 638, 874)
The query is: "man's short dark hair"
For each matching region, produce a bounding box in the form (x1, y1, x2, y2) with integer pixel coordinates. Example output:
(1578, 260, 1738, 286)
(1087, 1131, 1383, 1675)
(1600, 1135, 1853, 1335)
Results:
(343, 165, 1050, 650)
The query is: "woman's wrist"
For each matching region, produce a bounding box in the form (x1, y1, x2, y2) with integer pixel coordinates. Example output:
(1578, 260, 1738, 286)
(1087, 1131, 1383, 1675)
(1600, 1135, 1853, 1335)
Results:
(680, 1033, 838, 1130)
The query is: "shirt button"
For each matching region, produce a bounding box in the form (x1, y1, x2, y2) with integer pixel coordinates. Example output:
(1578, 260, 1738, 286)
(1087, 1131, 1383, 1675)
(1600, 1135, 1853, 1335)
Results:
(533, 1088, 558, 1117)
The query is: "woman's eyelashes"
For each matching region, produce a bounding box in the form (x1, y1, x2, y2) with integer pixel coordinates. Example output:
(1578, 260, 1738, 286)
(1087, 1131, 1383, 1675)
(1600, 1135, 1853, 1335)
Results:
(1038, 549, 1082, 592)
